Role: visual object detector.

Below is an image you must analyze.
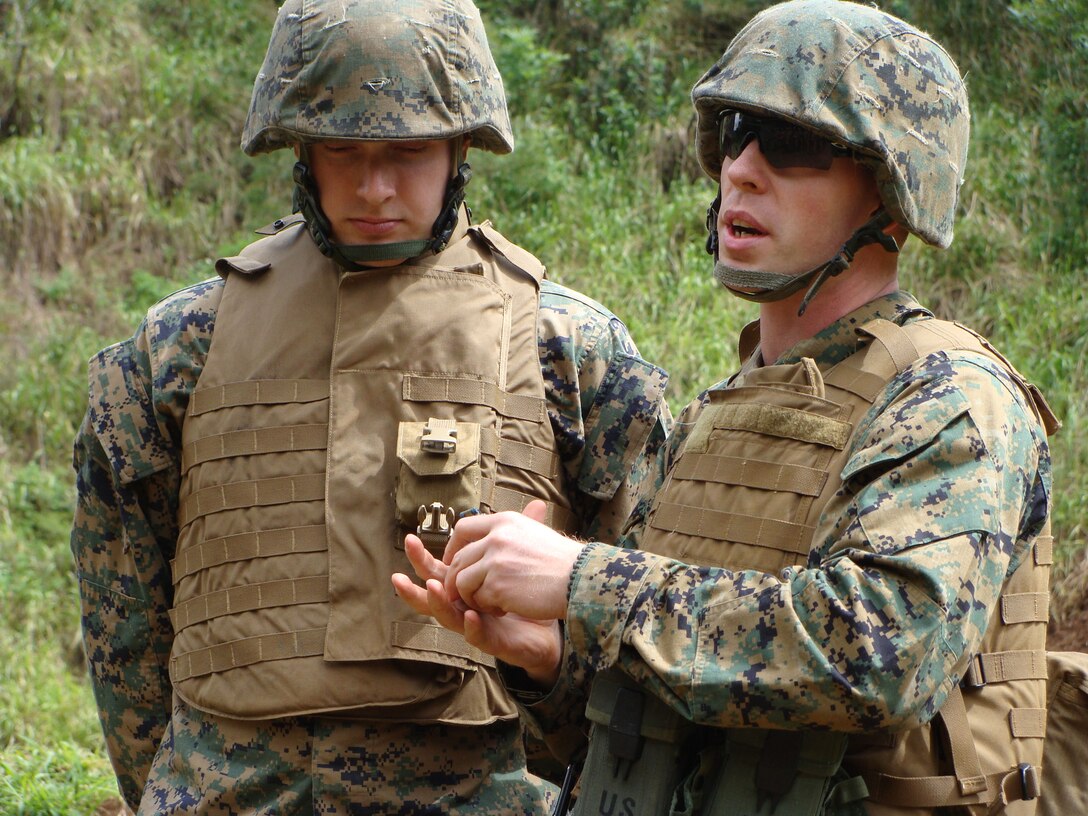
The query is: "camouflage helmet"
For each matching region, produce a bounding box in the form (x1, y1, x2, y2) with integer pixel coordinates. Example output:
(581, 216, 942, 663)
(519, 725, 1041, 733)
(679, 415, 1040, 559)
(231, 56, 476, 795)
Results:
(241, 0, 514, 156)
(691, 0, 970, 247)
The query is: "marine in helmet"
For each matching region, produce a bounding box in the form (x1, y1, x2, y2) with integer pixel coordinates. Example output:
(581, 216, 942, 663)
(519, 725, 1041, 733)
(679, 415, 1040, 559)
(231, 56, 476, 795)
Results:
(394, 2, 1059, 814)
(70, 1, 670, 813)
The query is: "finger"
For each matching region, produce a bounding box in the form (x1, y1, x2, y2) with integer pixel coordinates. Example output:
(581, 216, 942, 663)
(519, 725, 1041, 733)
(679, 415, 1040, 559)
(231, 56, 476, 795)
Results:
(391, 572, 431, 617)
(404, 533, 447, 582)
(523, 499, 548, 524)
(425, 578, 467, 634)
(444, 512, 496, 564)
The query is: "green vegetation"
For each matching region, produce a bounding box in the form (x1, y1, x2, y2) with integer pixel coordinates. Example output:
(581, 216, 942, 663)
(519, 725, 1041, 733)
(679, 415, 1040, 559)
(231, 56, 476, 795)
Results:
(1, 0, 1085, 811)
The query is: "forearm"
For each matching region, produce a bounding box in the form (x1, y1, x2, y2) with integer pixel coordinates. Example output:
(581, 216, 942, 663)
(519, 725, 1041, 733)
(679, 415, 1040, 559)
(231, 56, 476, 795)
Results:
(71, 422, 175, 807)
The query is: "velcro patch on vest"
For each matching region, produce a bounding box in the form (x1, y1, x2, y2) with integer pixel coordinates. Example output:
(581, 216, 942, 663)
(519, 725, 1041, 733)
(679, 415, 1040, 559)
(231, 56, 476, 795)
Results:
(700, 403, 852, 449)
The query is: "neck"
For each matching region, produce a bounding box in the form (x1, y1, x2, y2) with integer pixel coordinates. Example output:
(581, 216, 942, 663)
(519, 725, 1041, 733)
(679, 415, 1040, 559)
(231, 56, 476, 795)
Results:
(757, 250, 900, 364)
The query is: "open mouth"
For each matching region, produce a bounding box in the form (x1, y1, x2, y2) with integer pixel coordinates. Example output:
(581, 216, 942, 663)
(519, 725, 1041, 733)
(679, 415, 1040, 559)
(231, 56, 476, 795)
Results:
(730, 219, 766, 238)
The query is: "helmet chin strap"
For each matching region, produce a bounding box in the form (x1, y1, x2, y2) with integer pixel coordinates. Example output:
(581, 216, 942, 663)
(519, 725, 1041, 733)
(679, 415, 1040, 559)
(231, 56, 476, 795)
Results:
(292, 139, 471, 270)
(706, 190, 900, 316)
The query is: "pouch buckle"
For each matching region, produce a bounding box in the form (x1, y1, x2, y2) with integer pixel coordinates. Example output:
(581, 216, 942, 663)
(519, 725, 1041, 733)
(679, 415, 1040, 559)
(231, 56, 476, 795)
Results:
(421, 418, 458, 454)
(417, 502, 456, 550)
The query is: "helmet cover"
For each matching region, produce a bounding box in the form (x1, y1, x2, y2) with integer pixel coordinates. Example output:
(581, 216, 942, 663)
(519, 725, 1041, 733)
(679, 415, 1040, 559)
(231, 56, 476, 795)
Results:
(242, 0, 514, 155)
(691, 0, 970, 247)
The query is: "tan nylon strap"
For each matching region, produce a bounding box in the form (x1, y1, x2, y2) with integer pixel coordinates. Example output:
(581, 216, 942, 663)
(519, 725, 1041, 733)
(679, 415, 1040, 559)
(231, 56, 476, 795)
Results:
(864, 766, 1040, 808)
(171, 525, 327, 583)
(712, 403, 851, 449)
(963, 650, 1048, 687)
(182, 423, 327, 472)
(650, 501, 812, 556)
(480, 428, 560, 478)
(1009, 708, 1047, 739)
(821, 365, 889, 402)
(189, 379, 329, 416)
(1034, 535, 1054, 566)
(178, 473, 326, 527)
(172, 626, 327, 682)
(1001, 592, 1050, 624)
(674, 453, 828, 497)
(171, 575, 329, 631)
(403, 375, 545, 422)
(938, 686, 988, 795)
(858, 319, 923, 374)
(484, 481, 578, 534)
(392, 621, 497, 668)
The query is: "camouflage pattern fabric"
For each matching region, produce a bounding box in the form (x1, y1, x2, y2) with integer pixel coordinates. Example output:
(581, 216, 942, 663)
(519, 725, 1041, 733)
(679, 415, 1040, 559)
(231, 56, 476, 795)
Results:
(523, 291, 1052, 752)
(242, 0, 514, 155)
(691, 0, 970, 247)
(71, 269, 669, 813)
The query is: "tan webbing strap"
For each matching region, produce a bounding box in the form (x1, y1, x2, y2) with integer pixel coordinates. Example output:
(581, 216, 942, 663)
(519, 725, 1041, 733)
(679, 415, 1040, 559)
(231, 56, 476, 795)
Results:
(1001, 592, 1050, 624)
(170, 575, 329, 631)
(939, 686, 988, 795)
(1034, 535, 1054, 566)
(172, 626, 327, 681)
(178, 473, 326, 527)
(392, 621, 497, 667)
(864, 767, 1024, 808)
(480, 428, 560, 478)
(963, 650, 1048, 688)
(712, 403, 851, 449)
(821, 364, 889, 403)
(403, 375, 545, 422)
(483, 481, 578, 534)
(182, 423, 327, 472)
(674, 453, 827, 497)
(1009, 708, 1047, 739)
(171, 525, 327, 583)
(650, 501, 812, 556)
(189, 379, 329, 416)
(858, 319, 923, 374)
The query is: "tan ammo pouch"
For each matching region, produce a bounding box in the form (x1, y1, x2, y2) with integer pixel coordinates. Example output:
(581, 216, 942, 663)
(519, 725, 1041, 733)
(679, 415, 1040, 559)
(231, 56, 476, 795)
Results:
(573, 670, 694, 816)
(694, 729, 867, 816)
(395, 418, 482, 552)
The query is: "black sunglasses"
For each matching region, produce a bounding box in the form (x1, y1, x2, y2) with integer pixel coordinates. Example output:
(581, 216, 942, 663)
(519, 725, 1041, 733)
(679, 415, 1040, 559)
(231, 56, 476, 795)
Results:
(718, 109, 852, 170)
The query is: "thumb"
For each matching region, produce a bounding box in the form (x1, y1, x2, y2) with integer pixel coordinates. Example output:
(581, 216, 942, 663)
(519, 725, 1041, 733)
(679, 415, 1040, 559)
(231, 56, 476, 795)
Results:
(523, 499, 548, 524)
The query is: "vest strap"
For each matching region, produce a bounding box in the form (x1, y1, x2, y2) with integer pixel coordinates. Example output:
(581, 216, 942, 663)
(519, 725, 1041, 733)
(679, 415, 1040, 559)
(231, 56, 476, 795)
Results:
(189, 379, 329, 416)
(1008, 707, 1047, 738)
(183, 423, 327, 472)
(392, 621, 497, 668)
(821, 365, 889, 402)
(1001, 592, 1050, 624)
(403, 374, 545, 422)
(178, 473, 326, 527)
(171, 525, 327, 582)
(938, 686, 987, 795)
(962, 650, 1048, 689)
(674, 453, 828, 497)
(170, 575, 329, 631)
(172, 627, 328, 682)
(480, 428, 560, 478)
(1034, 534, 1054, 565)
(863, 765, 1041, 808)
(650, 501, 813, 556)
(856, 319, 923, 374)
(484, 481, 578, 534)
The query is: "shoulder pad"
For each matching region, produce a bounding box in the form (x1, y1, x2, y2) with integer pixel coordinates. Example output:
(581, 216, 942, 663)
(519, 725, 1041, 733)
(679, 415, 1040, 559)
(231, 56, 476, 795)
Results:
(255, 213, 305, 236)
(214, 255, 272, 279)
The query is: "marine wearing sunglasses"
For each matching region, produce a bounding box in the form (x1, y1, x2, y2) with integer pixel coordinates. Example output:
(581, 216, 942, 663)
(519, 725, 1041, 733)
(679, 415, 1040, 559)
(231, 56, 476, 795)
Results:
(719, 108, 853, 170)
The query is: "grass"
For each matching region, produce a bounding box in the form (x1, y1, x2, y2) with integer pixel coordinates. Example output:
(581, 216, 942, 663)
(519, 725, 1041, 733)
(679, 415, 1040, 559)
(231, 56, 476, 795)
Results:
(1, 0, 1086, 811)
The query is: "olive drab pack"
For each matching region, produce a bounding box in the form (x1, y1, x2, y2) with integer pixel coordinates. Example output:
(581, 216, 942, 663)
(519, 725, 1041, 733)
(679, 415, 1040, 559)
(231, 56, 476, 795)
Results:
(168, 211, 575, 722)
(571, 316, 1058, 816)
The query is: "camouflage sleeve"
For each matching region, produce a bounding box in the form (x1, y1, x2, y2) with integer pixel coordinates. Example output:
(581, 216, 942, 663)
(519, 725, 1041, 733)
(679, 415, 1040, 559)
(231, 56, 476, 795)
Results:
(537, 280, 671, 543)
(562, 351, 1051, 733)
(70, 279, 220, 808)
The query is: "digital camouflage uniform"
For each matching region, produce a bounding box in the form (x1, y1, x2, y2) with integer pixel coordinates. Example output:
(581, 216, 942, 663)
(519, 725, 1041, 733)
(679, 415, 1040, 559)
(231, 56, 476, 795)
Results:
(70, 0, 670, 813)
(520, 2, 1058, 815)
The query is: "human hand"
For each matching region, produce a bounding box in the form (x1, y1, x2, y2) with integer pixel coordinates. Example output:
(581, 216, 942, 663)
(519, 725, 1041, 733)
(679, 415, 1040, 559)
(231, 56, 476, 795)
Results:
(443, 500, 583, 621)
(392, 530, 563, 685)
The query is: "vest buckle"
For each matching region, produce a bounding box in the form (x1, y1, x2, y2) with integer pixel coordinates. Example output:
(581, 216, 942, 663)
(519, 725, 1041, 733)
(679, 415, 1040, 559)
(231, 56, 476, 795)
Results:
(421, 418, 458, 453)
(417, 502, 456, 550)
